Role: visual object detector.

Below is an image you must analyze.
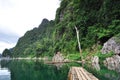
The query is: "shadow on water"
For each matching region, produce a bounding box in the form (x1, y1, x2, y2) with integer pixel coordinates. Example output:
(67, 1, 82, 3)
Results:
(0, 60, 120, 80)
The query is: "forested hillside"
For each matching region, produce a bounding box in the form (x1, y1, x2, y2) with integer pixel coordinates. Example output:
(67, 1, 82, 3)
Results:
(12, 19, 55, 57)
(7, 0, 120, 57)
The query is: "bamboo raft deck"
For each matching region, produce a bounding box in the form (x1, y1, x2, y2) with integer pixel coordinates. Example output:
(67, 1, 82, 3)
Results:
(68, 67, 99, 80)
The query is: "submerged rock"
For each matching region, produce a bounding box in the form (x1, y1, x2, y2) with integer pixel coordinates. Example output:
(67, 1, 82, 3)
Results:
(101, 35, 120, 55)
(104, 55, 120, 72)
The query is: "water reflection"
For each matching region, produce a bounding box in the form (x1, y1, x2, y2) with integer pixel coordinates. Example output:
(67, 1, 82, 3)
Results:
(0, 60, 72, 80)
(0, 60, 120, 80)
(0, 65, 11, 80)
(52, 63, 64, 70)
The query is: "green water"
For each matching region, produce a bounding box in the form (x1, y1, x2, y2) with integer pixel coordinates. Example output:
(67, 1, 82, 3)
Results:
(0, 60, 120, 80)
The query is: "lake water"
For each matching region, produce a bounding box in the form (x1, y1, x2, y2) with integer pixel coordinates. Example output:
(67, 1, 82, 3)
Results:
(0, 60, 120, 80)
(0, 68, 11, 80)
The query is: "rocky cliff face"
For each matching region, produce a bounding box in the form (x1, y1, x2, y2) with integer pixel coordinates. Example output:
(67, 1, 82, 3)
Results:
(101, 34, 120, 55)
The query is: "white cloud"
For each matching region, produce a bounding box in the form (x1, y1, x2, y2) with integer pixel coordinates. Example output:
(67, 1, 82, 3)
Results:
(0, 0, 60, 53)
(0, 0, 60, 36)
(0, 41, 16, 54)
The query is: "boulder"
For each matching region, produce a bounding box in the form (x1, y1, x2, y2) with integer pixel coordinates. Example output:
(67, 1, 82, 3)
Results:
(52, 52, 64, 62)
(102, 34, 120, 72)
(104, 55, 120, 72)
(101, 35, 120, 55)
(91, 56, 100, 71)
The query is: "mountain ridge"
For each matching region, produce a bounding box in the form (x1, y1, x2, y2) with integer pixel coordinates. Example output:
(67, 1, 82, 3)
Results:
(2, 0, 120, 57)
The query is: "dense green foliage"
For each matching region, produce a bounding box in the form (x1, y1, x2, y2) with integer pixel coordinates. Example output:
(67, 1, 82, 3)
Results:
(54, 0, 120, 55)
(12, 19, 55, 57)
(55, 0, 120, 48)
(8, 0, 120, 57)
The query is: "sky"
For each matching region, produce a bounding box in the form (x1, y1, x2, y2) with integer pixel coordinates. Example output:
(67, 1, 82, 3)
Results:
(0, 0, 60, 54)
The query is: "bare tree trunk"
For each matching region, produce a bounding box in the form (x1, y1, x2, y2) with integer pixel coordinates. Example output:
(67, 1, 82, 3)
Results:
(75, 26, 82, 61)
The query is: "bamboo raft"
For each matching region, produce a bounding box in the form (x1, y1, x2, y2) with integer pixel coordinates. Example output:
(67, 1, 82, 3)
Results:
(68, 67, 99, 80)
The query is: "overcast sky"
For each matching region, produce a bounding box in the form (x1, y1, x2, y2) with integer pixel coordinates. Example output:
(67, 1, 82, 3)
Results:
(0, 0, 60, 54)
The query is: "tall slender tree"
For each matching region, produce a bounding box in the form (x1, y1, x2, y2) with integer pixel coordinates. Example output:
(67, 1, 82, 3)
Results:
(75, 26, 82, 61)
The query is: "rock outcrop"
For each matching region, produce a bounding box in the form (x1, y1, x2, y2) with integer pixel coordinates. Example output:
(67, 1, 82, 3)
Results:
(52, 52, 64, 62)
(103, 55, 120, 72)
(101, 35, 120, 55)
(91, 56, 99, 64)
(102, 34, 120, 72)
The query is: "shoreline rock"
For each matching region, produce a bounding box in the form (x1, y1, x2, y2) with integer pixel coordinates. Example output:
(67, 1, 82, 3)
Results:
(104, 55, 120, 72)
(52, 52, 64, 62)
